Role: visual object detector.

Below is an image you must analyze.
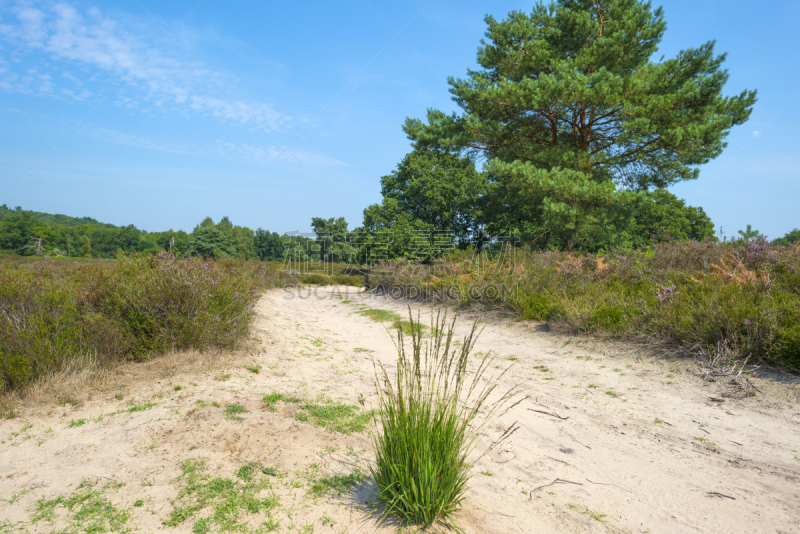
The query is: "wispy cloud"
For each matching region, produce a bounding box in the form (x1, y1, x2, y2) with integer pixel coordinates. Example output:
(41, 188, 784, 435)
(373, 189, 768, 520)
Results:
(82, 126, 350, 169)
(0, 1, 290, 130)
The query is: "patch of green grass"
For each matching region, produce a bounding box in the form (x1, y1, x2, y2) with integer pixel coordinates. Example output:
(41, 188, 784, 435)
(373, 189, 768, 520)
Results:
(1, 488, 28, 504)
(357, 308, 402, 322)
(309, 468, 368, 498)
(566, 503, 607, 522)
(31, 478, 132, 533)
(214, 373, 230, 382)
(165, 459, 279, 533)
(174, 385, 183, 391)
(654, 419, 664, 424)
(245, 364, 262, 374)
(224, 404, 247, 421)
(260, 392, 302, 411)
(481, 471, 493, 476)
(533, 365, 550, 372)
(261, 392, 371, 433)
(295, 399, 374, 434)
(353, 348, 373, 353)
(605, 391, 619, 398)
(587, 384, 597, 389)
(126, 401, 158, 413)
(391, 320, 430, 336)
(320, 511, 335, 526)
(67, 418, 87, 428)
(258, 517, 280, 531)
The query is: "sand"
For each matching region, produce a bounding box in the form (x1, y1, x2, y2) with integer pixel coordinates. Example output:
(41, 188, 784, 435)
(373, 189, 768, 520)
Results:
(1, 285, 799, 533)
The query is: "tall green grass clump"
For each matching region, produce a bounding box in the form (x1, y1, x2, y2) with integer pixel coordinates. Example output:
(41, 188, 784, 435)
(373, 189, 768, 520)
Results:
(371, 311, 523, 529)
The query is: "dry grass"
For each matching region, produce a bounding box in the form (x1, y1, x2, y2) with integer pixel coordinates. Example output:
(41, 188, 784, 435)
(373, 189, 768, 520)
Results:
(0, 345, 253, 416)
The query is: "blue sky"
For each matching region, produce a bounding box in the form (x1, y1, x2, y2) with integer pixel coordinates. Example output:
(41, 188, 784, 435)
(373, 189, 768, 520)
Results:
(0, 0, 798, 239)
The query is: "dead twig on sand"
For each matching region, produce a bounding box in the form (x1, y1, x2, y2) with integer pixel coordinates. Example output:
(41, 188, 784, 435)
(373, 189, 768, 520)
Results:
(530, 478, 583, 498)
(701, 346, 762, 394)
(706, 492, 735, 500)
(528, 408, 569, 420)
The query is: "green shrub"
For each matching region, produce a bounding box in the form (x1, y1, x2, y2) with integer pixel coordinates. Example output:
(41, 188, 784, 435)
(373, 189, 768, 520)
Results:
(0, 269, 85, 388)
(87, 252, 256, 355)
(302, 274, 330, 285)
(370, 241, 800, 371)
(371, 311, 523, 529)
(0, 253, 290, 391)
(330, 274, 363, 287)
(511, 292, 563, 321)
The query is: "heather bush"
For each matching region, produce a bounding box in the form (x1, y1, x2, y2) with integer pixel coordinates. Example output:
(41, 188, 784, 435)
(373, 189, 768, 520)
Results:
(371, 241, 800, 371)
(0, 269, 84, 388)
(0, 253, 292, 391)
(302, 273, 331, 285)
(88, 252, 257, 355)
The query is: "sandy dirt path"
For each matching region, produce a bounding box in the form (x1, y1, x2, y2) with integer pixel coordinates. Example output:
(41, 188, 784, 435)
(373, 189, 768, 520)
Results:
(1, 285, 799, 533)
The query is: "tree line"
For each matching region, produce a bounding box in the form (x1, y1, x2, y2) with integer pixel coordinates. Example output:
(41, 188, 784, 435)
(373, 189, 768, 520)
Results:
(4, 1, 799, 263)
(0, 204, 293, 261)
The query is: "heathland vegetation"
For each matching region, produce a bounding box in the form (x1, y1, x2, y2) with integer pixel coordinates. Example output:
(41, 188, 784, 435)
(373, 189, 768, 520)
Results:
(1, 3, 800, 531)
(2, 0, 799, 393)
(0, 254, 295, 392)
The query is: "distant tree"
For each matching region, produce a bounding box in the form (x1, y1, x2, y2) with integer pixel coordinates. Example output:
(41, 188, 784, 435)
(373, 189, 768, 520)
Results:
(191, 217, 237, 258)
(628, 189, 715, 248)
(359, 147, 489, 261)
(116, 224, 142, 253)
(404, 0, 756, 250)
(311, 217, 356, 264)
(378, 148, 486, 244)
(0, 211, 37, 254)
(774, 228, 800, 246)
(253, 229, 285, 261)
(357, 198, 433, 262)
(737, 224, 760, 242)
(153, 230, 192, 256)
(78, 235, 92, 257)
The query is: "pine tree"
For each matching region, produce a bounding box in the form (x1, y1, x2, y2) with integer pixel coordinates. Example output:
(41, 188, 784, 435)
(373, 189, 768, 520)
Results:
(405, 0, 755, 249)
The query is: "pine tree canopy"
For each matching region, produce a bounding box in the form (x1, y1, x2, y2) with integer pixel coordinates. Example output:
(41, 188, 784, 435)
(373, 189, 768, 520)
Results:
(402, 0, 756, 249)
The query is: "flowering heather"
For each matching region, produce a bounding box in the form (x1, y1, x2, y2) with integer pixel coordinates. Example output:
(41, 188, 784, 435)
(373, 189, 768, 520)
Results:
(656, 285, 680, 303)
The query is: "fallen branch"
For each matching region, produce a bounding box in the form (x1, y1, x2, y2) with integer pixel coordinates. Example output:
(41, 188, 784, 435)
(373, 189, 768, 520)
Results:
(706, 491, 735, 500)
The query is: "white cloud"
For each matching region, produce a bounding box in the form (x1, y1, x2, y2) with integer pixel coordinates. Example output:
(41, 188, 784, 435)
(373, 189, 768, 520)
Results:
(82, 126, 349, 169)
(0, 1, 289, 130)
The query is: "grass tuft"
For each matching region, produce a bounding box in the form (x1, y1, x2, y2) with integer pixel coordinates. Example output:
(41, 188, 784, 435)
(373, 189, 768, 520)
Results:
(370, 310, 525, 529)
(357, 308, 402, 322)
